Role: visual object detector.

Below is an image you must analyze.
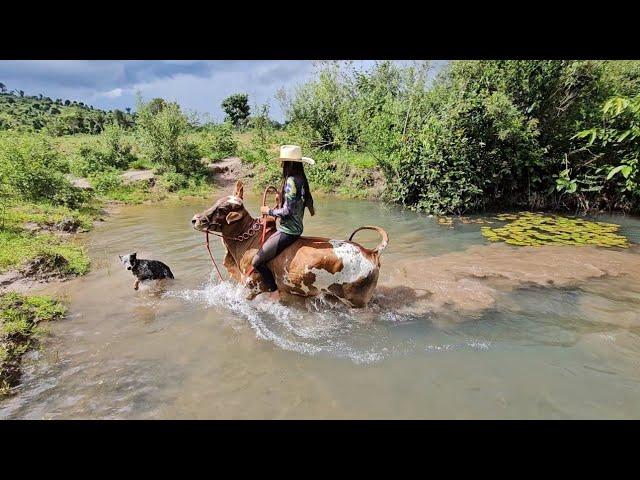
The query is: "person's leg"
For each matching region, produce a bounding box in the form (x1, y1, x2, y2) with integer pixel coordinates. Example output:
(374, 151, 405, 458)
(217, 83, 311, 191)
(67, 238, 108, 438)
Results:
(252, 232, 282, 292)
(252, 231, 299, 292)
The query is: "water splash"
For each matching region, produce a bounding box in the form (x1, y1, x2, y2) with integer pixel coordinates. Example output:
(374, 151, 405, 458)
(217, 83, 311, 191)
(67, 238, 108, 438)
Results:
(166, 280, 428, 364)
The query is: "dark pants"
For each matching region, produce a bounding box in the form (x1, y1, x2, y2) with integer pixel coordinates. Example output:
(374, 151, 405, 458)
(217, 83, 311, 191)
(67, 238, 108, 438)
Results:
(252, 231, 300, 292)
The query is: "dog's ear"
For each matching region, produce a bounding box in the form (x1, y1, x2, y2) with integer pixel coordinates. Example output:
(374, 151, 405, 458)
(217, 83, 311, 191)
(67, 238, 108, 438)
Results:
(226, 211, 243, 224)
(131, 253, 137, 259)
(118, 255, 123, 260)
(233, 180, 244, 200)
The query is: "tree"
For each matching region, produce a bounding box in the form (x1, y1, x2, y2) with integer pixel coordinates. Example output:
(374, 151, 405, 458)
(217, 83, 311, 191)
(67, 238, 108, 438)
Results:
(148, 98, 166, 115)
(0, 82, 7, 93)
(221, 93, 250, 128)
(111, 109, 127, 128)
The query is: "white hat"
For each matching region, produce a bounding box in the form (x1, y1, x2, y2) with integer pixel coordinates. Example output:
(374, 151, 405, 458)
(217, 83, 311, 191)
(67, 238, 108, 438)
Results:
(274, 145, 315, 165)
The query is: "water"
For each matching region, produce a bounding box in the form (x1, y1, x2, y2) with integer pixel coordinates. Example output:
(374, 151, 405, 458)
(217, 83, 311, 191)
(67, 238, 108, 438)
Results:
(2, 193, 640, 419)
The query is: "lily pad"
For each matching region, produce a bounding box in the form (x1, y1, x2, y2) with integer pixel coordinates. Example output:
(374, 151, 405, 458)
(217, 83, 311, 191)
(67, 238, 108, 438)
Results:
(483, 213, 630, 248)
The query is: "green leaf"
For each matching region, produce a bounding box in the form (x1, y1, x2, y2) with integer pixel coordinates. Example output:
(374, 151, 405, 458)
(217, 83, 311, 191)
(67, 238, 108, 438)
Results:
(621, 166, 632, 179)
(607, 165, 625, 180)
(617, 130, 632, 142)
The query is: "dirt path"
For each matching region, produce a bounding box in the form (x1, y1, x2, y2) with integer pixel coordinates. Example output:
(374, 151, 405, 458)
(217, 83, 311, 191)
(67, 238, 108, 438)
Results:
(207, 157, 243, 188)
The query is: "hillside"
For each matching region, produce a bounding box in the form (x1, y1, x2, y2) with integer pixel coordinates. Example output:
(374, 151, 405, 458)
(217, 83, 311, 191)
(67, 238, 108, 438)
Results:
(0, 88, 134, 135)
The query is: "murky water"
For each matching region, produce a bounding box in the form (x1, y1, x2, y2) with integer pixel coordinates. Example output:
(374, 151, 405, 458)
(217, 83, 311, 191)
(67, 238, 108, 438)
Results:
(2, 192, 640, 419)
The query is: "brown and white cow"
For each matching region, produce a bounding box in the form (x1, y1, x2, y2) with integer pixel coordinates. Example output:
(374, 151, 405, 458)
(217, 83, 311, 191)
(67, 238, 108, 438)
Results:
(191, 181, 388, 308)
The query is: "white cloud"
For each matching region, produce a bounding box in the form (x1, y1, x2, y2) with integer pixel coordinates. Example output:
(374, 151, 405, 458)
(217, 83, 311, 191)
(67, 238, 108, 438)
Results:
(101, 88, 124, 98)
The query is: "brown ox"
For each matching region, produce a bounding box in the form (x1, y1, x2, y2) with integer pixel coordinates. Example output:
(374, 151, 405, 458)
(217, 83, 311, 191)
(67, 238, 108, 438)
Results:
(191, 181, 388, 308)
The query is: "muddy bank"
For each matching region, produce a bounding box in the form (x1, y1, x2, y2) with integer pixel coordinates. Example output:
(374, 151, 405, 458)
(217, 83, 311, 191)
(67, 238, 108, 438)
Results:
(0, 293, 65, 395)
(378, 243, 640, 316)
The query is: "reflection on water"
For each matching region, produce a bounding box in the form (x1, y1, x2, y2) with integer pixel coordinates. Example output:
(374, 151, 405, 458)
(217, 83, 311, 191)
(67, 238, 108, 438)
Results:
(2, 192, 640, 419)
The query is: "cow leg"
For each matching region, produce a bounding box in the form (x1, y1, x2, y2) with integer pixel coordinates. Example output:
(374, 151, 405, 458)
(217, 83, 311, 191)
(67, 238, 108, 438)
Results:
(223, 247, 242, 283)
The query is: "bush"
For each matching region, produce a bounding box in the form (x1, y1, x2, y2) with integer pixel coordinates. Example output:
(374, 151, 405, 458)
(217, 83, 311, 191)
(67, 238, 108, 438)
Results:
(136, 96, 203, 175)
(158, 171, 188, 192)
(89, 170, 123, 194)
(0, 132, 85, 208)
(196, 122, 238, 160)
(101, 122, 135, 169)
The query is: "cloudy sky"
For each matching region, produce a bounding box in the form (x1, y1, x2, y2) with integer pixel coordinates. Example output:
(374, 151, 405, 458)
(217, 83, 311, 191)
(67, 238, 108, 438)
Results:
(0, 60, 446, 122)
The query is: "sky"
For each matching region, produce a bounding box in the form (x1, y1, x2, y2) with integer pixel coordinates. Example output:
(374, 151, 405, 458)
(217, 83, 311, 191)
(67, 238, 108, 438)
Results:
(0, 60, 447, 122)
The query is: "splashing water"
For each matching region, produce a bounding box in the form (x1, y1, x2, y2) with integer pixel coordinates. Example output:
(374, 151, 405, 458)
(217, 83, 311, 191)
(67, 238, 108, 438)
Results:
(167, 279, 419, 364)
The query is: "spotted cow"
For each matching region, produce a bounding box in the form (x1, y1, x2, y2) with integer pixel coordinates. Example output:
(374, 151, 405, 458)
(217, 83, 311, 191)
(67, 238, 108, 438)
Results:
(191, 181, 388, 307)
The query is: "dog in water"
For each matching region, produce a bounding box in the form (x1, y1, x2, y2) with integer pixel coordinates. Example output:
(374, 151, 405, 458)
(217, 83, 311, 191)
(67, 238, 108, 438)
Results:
(118, 253, 174, 290)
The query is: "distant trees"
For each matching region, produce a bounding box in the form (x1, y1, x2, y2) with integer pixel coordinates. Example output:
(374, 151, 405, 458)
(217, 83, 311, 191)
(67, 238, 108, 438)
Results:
(0, 83, 6, 94)
(221, 93, 250, 128)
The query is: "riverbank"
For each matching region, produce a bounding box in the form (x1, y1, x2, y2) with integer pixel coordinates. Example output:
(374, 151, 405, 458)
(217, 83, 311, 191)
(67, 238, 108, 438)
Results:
(0, 292, 66, 395)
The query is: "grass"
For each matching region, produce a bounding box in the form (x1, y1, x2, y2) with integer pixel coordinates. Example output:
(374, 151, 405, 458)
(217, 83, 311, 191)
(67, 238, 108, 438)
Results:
(0, 229, 90, 275)
(2, 201, 97, 232)
(0, 292, 66, 395)
(0, 201, 94, 276)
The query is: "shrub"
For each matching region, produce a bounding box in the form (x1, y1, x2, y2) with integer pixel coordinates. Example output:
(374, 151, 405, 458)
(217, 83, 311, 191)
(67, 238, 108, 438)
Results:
(196, 122, 238, 160)
(135, 96, 203, 175)
(158, 171, 188, 192)
(101, 121, 135, 169)
(89, 170, 123, 194)
(0, 133, 84, 208)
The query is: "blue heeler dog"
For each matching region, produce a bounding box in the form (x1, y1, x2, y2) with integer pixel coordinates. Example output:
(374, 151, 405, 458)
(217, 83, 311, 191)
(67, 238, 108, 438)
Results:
(118, 253, 174, 290)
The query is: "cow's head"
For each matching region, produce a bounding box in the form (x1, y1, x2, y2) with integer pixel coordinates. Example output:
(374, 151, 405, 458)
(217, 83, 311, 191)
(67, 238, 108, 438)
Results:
(191, 181, 249, 233)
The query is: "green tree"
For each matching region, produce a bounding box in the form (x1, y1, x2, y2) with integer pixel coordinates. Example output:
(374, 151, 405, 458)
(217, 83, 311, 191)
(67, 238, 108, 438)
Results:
(135, 95, 202, 174)
(221, 93, 250, 128)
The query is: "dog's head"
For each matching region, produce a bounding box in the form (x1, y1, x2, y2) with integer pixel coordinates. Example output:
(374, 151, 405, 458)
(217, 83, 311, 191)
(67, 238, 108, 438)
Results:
(118, 253, 137, 270)
(191, 180, 247, 233)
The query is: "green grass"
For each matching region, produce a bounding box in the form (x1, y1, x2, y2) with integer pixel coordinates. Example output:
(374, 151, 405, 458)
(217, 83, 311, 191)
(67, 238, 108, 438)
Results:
(2, 201, 97, 232)
(0, 229, 90, 275)
(1, 292, 66, 395)
(0, 201, 94, 276)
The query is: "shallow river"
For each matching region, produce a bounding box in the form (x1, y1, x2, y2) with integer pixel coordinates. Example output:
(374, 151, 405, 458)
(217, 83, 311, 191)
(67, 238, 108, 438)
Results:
(2, 192, 640, 419)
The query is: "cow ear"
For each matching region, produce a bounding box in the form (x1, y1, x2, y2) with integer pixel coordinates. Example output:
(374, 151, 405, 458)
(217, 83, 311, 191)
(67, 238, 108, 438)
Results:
(233, 180, 244, 199)
(226, 211, 243, 224)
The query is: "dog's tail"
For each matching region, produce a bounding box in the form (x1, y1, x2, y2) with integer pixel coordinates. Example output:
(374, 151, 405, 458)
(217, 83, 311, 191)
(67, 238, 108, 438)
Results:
(348, 225, 389, 256)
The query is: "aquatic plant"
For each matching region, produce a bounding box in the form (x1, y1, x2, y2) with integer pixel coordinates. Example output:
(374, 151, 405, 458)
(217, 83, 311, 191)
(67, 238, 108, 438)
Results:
(481, 212, 630, 247)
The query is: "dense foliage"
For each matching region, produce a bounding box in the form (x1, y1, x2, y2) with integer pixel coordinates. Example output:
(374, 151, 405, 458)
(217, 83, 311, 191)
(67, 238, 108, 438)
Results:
(280, 60, 640, 214)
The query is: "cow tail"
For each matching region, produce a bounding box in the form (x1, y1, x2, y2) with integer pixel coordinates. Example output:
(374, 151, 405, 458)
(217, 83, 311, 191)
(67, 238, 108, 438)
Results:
(348, 226, 389, 256)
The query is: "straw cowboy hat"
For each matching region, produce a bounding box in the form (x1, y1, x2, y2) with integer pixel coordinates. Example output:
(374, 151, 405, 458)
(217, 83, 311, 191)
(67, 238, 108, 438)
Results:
(274, 145, 315, 165)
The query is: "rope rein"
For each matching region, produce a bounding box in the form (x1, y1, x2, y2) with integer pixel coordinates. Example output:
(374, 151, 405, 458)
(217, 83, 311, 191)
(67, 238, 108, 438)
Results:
(203, 186, 280, 282)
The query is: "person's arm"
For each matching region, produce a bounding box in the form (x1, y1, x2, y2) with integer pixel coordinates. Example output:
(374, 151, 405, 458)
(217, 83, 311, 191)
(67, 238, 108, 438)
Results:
(269, 176, 297, 218)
